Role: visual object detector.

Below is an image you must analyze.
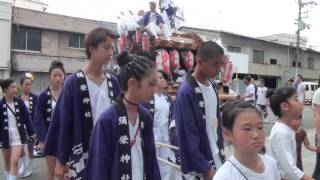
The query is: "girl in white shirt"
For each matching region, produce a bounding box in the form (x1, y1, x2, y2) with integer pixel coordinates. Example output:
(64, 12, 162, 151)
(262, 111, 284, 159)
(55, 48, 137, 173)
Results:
(267, 87, 314, 180)
(0, 79, 35, 180)
(214, 100, 280, 180)
(17, 76, 38, 178)
(151, 70, 174, 180)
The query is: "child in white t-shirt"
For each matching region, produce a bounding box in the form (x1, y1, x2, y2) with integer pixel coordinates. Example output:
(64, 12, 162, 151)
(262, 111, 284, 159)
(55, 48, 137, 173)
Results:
(267, 87, 314, 180)
(256, 79, 268, 118)
(214, 100, 280, 180)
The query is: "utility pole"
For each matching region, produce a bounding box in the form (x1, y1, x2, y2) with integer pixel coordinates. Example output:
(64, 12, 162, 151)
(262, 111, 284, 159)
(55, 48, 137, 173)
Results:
(295, 0, 317, 75)
(296, 0, 302, 75)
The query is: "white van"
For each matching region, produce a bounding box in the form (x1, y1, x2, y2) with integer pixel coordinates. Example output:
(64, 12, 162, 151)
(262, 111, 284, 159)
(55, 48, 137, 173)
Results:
(302, 82, 318, 104)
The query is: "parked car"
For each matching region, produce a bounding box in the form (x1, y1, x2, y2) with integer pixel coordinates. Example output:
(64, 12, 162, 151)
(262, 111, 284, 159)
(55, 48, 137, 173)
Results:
(302, 81, 318, 104)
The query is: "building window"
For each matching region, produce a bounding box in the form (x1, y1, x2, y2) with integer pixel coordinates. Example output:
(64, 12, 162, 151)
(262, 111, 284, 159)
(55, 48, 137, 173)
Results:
(308, 57, 314, 69)
(69, 33, 85, 48)
(298, 62, 301, 67)
(270, 59, 277, 65)
(305, 84, 309, 91)
(227, 46, 241, 53)
(253, 50, 264, 64)
(292, 61, 296, 67)
(12, 27, 41, 51)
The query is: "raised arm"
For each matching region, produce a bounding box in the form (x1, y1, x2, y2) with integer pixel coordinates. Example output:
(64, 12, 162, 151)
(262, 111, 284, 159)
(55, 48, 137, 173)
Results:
(303, 134, 317, 152)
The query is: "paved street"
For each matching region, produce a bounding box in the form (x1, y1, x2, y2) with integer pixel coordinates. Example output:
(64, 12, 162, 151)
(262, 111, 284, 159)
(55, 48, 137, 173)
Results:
(0, 105, 317, 179)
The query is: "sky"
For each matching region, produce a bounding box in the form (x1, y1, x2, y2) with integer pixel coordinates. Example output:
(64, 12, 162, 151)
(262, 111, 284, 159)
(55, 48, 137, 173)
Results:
(43, 0, 320, 50)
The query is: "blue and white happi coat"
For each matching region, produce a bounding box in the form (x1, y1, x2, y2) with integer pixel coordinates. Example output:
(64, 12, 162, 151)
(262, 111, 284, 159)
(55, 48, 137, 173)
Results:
(0, 97, 34, 148)
(18, 93, 38, 123)
(34, 87, 54, 142)
(85, 99, 161, 180)
(174, 73, 225, 178)
(44, 70, 120, 180)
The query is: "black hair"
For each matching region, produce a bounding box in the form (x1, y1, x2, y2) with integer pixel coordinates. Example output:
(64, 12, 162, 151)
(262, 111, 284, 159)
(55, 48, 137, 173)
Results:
(20, 76, 32, 86)
(222, 100, 261, 130)
(288, 78, 294, 83)
(196, 41, 224, 61)
(157, 70, 169, 82)
(0, 79, 15, 93)
(266, 87, 297, 117)
(49, 60, 65, 75)
(297, 74, 303, 79)
(244, 75, 251, 82)
(85, 27, 116, 59)
(222, 85, 229, 94)
(117, 51, 155, 92)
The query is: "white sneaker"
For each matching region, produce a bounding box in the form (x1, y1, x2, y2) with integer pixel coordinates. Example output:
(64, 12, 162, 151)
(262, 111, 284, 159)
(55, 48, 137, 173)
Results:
(18, 156, 26, 177)
(18, 165, 32, 177)
(18, 166, 24, 177)
(18, 155, 32, 177)
(24, 159, 33, 177)
(22, 167, 32, 178)
(33, 145, 43, 158)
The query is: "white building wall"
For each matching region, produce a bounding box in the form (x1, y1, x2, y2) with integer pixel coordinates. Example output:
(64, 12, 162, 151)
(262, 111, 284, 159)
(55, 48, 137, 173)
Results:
(0, 0, 12, 78)
(13, 0, 47, 12)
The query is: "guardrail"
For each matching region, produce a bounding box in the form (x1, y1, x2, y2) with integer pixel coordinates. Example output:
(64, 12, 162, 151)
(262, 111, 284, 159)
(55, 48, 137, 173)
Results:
(155, 141, 182, 179)
(155, 141, 179, 151)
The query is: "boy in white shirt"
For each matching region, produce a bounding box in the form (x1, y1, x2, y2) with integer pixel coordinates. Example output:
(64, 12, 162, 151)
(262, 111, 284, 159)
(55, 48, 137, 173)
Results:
(241, 76, 255, 105)
(256, 79, 268, 118)
(267, 87, 314, 180)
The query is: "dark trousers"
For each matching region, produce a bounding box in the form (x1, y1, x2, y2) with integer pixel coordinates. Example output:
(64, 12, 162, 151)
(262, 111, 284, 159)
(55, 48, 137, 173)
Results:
(160, 5, 176, 29)
(257, 104, 268, 118)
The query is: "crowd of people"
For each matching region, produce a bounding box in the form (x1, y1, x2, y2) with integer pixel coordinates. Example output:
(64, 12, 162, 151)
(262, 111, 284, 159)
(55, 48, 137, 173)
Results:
(1, 26, 320, 180)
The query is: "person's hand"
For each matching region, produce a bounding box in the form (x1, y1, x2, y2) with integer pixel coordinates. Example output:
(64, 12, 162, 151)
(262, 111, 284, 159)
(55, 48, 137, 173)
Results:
(314, 105, 320, 141)
(204, 168, 216, 180)
(301, 175, 315, 180)
(55, 161, 69, 180)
